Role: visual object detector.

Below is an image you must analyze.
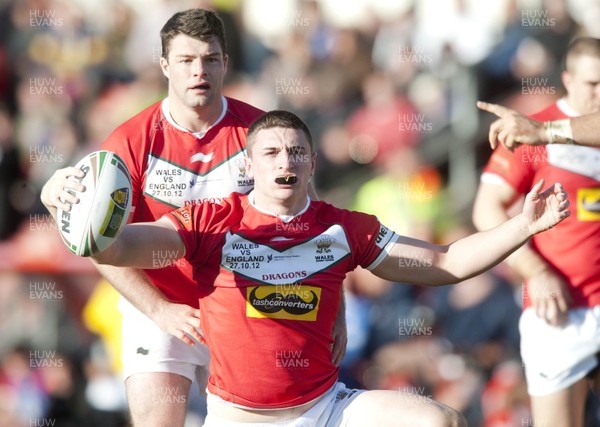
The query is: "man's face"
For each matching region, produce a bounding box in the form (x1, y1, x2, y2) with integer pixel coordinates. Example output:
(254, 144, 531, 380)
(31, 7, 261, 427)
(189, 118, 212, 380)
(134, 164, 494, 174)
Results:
(245, 127, 316, 205)
(563, 54, 600, 115)
(160, 34, 228, 110)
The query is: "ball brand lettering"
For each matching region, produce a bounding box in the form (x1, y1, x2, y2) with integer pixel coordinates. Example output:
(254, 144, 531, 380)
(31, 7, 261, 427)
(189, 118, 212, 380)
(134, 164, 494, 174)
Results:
(79, 165, 90, 177)
(60, 210, 71, 233)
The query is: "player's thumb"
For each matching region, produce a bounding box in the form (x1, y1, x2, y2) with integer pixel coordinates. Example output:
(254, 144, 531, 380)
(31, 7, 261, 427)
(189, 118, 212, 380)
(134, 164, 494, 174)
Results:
(529, 178, 545, 201)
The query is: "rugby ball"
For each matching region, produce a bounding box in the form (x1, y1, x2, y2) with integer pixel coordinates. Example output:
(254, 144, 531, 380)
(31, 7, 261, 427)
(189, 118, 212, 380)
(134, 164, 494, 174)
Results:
(56, 150, 132, 257)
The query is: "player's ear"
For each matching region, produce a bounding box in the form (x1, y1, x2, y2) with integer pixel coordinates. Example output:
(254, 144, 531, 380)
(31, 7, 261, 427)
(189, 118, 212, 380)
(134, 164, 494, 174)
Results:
(159, 56, 170, 79)
(310, 151, 317, 176)
(561, 70, 572, 93)
(223, 54, 229, 75)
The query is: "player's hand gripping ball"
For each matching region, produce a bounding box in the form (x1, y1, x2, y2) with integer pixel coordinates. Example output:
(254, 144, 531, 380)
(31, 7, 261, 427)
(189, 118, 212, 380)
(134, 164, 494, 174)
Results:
(56, 150, 132, 257)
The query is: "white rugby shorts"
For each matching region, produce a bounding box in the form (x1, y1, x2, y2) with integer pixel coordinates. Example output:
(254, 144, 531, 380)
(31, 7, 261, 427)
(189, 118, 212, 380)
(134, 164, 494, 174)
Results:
(520, 306, 600, 396)
(203, 382, 363, 427)
(119, 297, 210, 383)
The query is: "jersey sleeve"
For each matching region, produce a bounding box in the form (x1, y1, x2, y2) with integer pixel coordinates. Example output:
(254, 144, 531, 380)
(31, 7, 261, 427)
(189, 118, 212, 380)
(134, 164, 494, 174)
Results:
(481, 144, 540, 194)
(344, 210, 398, 271)
(163, 201, 231, 268)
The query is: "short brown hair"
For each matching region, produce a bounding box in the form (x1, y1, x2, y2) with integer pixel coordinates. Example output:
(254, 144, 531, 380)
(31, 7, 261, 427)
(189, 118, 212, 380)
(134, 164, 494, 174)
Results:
(246, 111, 313, 155)
(565, 37, 600, 71)
(160, 9, 227, 60)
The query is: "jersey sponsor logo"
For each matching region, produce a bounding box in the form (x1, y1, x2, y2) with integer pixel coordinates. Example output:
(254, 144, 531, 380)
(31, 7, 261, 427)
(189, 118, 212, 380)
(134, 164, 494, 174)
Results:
(546, 145, 600, 181)
(221, 225, 352, 283)
(184, 197, 226, 206)
(577, 188, 600, 221)
(144, 152, 253, 207)
(190, 152, 215, 163)
(246, 284, 321, 321)
(261, 271, 307, 281)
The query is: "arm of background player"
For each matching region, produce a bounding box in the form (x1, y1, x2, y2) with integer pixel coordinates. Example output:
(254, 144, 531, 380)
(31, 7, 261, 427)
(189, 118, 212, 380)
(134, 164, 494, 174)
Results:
(472, 181, 572, 325)
(372, 180, 570, 286)
(478, 101, 600, 149)
(569, 112, 600, 146)
(91, 218, 207, 344)
(90, 263, 203, 345)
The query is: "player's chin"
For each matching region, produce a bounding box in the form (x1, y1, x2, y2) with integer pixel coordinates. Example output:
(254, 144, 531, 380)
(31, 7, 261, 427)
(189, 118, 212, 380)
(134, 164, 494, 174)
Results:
(271, 183, 297, 198)
(274, 182, 299, 194)
(186, 94, 211, 108)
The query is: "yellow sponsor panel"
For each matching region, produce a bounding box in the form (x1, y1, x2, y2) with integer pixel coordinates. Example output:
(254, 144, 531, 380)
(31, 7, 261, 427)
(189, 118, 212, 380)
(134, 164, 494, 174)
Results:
(577, 188, 600, 221)
(246, 284, 321, 321)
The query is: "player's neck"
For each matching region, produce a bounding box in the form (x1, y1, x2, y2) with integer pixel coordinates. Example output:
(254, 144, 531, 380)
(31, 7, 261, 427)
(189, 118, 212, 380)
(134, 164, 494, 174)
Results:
(563, 97, 585, 116)
(168, 96, 225, 133)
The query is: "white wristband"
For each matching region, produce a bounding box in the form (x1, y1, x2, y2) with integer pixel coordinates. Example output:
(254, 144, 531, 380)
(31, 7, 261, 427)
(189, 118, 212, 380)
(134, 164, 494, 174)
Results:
(544, 119, 574, 144)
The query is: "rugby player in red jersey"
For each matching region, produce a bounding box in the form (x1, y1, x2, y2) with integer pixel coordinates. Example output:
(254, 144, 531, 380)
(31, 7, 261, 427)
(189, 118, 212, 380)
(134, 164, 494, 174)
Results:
(88, 110, 569, 426)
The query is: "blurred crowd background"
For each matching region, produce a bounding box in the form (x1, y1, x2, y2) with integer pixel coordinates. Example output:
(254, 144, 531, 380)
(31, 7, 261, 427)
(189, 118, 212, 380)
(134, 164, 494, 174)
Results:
(1, 0, 600, 425)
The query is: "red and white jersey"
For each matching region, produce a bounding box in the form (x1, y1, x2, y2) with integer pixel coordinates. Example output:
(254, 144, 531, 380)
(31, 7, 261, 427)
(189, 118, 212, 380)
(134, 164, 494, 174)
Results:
(102, 97, 264, 306)
(482, 99, 600, 309)
(166, 193, 397, 409)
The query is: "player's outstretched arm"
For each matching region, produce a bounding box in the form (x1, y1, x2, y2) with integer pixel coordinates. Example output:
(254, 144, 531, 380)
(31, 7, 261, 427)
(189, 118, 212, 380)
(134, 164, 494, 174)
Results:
(93, 218, 185, 268)
(372, 179, 570, 286)
(478, 101, 600, 149)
